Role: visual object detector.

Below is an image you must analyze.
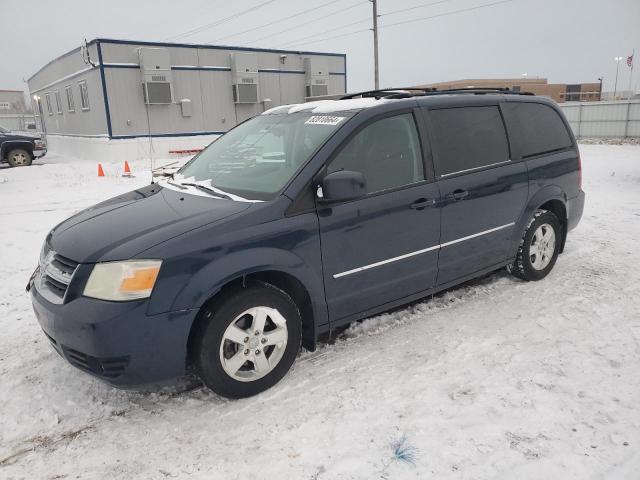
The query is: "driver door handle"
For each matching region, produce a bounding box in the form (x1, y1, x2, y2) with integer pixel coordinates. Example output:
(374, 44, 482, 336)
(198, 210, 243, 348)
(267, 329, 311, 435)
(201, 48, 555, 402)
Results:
(410, 198, 436, 210)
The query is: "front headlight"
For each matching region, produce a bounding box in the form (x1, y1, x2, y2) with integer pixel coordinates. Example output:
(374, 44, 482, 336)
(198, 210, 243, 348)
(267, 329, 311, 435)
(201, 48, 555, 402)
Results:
(83, 260, 162, 301)
(39, 242, 49, 266)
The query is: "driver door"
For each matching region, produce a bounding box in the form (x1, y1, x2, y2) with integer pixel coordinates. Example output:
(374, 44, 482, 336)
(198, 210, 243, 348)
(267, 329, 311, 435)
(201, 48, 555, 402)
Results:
(316, 111, 441, 322)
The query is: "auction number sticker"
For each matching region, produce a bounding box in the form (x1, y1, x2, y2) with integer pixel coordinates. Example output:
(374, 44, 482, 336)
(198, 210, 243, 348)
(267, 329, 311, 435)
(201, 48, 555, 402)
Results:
(305, 115, 345, 126)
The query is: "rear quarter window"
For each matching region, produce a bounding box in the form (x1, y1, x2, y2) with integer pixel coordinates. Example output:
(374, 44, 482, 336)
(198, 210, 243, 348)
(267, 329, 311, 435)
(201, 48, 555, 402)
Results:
(502, 102, 573, 159)
(429, 106, 510, 176)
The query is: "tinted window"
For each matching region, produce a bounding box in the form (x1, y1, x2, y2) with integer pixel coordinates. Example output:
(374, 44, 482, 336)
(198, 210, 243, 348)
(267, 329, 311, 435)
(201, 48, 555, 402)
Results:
(502, 102, 573, 159)
(328, 113, 424, 194)
(430, 106, 509, 176)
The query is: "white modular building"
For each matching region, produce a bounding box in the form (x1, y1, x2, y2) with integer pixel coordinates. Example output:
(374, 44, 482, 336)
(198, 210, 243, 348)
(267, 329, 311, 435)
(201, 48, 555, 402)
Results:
(27, 38, 347, 161)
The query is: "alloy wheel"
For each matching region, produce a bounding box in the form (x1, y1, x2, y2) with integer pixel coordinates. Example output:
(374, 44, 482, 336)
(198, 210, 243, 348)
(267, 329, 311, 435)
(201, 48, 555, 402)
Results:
(219, 306, 288, 382)
(529, 223, 556, 270)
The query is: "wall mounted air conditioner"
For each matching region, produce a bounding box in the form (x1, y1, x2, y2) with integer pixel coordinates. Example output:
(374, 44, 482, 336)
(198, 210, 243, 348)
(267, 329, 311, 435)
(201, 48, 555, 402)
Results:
(230, 53, 259, 104)
(304, 57, 330, 98)
(138, 47, 173, 105)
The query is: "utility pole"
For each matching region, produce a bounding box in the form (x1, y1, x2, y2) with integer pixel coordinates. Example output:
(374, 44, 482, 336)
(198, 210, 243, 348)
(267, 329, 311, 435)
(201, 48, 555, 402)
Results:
(627, 49, 635, 100)
(371, 0, 379, 89)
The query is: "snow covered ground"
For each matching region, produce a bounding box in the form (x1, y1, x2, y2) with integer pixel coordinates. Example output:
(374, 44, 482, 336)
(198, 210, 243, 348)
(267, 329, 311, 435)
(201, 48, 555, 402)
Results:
(1, 145, 639, 479)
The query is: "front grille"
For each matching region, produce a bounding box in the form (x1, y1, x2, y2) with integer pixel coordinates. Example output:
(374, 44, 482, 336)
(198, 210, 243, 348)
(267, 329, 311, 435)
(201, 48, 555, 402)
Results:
(38, 251, 78, 304)
(42, 329, 130, 379)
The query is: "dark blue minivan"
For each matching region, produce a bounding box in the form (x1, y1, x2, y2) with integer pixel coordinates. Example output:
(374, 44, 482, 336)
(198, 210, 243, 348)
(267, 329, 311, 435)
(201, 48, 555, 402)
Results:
(29, 88, 585, 398)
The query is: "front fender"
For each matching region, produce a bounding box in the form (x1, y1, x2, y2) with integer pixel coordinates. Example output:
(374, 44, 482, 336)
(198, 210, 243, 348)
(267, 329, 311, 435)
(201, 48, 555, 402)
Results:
(511, 184, 566, 255)
(149, 247, 328, 327)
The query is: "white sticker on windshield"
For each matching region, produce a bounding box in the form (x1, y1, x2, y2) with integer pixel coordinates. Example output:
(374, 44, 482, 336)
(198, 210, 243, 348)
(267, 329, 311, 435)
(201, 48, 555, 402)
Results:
(305, 115, 345, 126)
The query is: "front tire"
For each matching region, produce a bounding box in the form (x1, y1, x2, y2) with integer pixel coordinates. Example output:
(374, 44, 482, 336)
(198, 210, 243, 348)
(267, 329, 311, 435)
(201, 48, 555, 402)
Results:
(6, 148, 32, 167)
(509, 209, 562, 281)
(193, 282, 301, 398)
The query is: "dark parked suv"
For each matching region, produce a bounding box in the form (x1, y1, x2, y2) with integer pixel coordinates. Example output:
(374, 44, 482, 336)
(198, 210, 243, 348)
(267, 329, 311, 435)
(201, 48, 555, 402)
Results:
(29, 88, 585, 398)
(0, 125, 47, 166)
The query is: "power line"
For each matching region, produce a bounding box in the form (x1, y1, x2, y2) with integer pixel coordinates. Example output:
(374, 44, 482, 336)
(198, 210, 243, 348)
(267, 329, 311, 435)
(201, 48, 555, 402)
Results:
(247, 0, 369, 45)
(381, 0, 455, 17)
(275, 0, 455, 49)
(276, 17, 371, 48)
(165, 0, 279, 41)
(209, 0, 343, 43)
(382, 0, 514, 29)
(280, 0, 515, 48)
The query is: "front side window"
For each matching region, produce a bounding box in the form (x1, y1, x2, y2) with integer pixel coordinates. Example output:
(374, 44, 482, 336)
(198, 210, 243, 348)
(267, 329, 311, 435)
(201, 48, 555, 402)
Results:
(430, 106, 510, 176)
(178, 112, 349, 200)
(327, 113, 425, 194)
(45, 94, 53, 115)
(65, 85, 75, 112)
(55, 90, 62, 114)
(79, 81, 90, 110)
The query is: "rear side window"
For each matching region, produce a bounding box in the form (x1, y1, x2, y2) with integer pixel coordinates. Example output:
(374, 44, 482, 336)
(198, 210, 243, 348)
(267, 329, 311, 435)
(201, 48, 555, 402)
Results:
(430, 106, 509, 176)
(502, 102, 573, 159)
(328, 113, 425, 194)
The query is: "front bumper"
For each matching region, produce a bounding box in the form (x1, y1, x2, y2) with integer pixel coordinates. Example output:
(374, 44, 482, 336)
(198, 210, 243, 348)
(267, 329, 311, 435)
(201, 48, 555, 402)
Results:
(33, 148, 47, 158)
(30, 278, 198, 387)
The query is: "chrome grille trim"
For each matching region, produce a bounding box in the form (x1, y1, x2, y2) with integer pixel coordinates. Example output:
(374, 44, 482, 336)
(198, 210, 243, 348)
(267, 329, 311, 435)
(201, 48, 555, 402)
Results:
(36, 250, 79, 304)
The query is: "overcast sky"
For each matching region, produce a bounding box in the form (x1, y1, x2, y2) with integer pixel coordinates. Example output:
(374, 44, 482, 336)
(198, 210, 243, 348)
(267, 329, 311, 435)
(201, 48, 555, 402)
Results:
(1, 0, 638, 94)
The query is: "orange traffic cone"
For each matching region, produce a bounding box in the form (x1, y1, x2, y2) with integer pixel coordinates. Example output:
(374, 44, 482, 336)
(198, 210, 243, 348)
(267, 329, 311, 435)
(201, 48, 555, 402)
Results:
(123, 161, 132, 177)
(98, 163, 105, 177)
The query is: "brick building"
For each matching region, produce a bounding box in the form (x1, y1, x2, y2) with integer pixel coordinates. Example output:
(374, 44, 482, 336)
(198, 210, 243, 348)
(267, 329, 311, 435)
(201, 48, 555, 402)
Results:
(414, 78, 601, 102)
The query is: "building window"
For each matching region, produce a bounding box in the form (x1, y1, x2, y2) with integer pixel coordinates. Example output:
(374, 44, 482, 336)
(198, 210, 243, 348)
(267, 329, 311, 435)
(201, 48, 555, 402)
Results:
(65, 85, 75, 112)
(78, 81, 90, 111)
(0, 102, 10, 110)
(55, 90, 63, 114)
(45, 94, 53, 115)
(565, 84, 581, 102)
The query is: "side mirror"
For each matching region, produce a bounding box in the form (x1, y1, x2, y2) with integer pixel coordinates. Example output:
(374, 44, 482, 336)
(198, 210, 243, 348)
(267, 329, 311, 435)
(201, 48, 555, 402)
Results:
(317, 170, 366, 203)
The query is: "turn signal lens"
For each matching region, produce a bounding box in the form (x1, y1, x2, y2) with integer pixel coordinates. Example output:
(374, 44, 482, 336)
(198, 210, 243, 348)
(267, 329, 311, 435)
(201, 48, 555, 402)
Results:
(84, 260, 162, 301)
(120, 267, 160, 292)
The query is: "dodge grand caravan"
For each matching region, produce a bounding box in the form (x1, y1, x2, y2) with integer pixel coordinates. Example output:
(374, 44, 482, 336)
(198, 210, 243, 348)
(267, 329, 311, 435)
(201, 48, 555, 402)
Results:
(29, 88, 585, 398)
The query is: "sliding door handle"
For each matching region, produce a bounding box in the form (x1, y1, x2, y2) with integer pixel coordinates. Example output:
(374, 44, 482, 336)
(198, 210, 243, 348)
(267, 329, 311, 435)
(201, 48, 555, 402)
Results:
(446, 189, 469, 201)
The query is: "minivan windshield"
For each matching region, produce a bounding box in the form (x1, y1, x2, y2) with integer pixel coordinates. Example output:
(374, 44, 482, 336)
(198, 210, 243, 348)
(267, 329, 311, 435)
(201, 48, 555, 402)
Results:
(178, 112, 351, 201)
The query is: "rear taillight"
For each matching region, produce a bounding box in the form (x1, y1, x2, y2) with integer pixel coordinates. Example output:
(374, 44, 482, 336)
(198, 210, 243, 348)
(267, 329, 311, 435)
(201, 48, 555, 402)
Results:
(577, 152, 582, 190)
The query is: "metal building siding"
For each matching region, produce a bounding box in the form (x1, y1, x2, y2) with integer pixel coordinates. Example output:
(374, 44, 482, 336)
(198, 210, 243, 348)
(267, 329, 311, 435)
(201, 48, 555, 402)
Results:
(29, 39, 346, 139)
(258, 72, 282, 105)
(199, 70, 237, 132)
(35, 68, 107, 136)
(29, 44, 100, 92)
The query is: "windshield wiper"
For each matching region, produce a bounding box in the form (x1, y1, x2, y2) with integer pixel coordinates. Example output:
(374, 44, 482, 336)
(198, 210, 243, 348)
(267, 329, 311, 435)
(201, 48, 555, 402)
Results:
(180, 182, 233, 200)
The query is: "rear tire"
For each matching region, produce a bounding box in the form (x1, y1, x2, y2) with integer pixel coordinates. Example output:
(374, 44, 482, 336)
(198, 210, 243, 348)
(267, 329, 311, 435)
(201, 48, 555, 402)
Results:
(509, 209, 562, 281)
(193, 282, 301, 398)
(6, 148, 32, 167)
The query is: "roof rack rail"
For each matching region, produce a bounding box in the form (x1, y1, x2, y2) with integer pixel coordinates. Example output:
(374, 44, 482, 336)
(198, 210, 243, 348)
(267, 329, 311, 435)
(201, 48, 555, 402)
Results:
(339, 86, 534, 100)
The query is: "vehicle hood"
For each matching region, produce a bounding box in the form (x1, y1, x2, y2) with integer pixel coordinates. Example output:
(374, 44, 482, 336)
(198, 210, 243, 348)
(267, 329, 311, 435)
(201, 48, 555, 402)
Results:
(2, 132, 39, 141)
(48, 184, 252, 263)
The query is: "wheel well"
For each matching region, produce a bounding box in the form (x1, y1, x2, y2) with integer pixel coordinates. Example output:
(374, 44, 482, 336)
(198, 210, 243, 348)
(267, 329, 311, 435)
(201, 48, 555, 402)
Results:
(186, 270, 316, 370)
(3, 143, 33, 159)
(539, 199, 567, 252)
